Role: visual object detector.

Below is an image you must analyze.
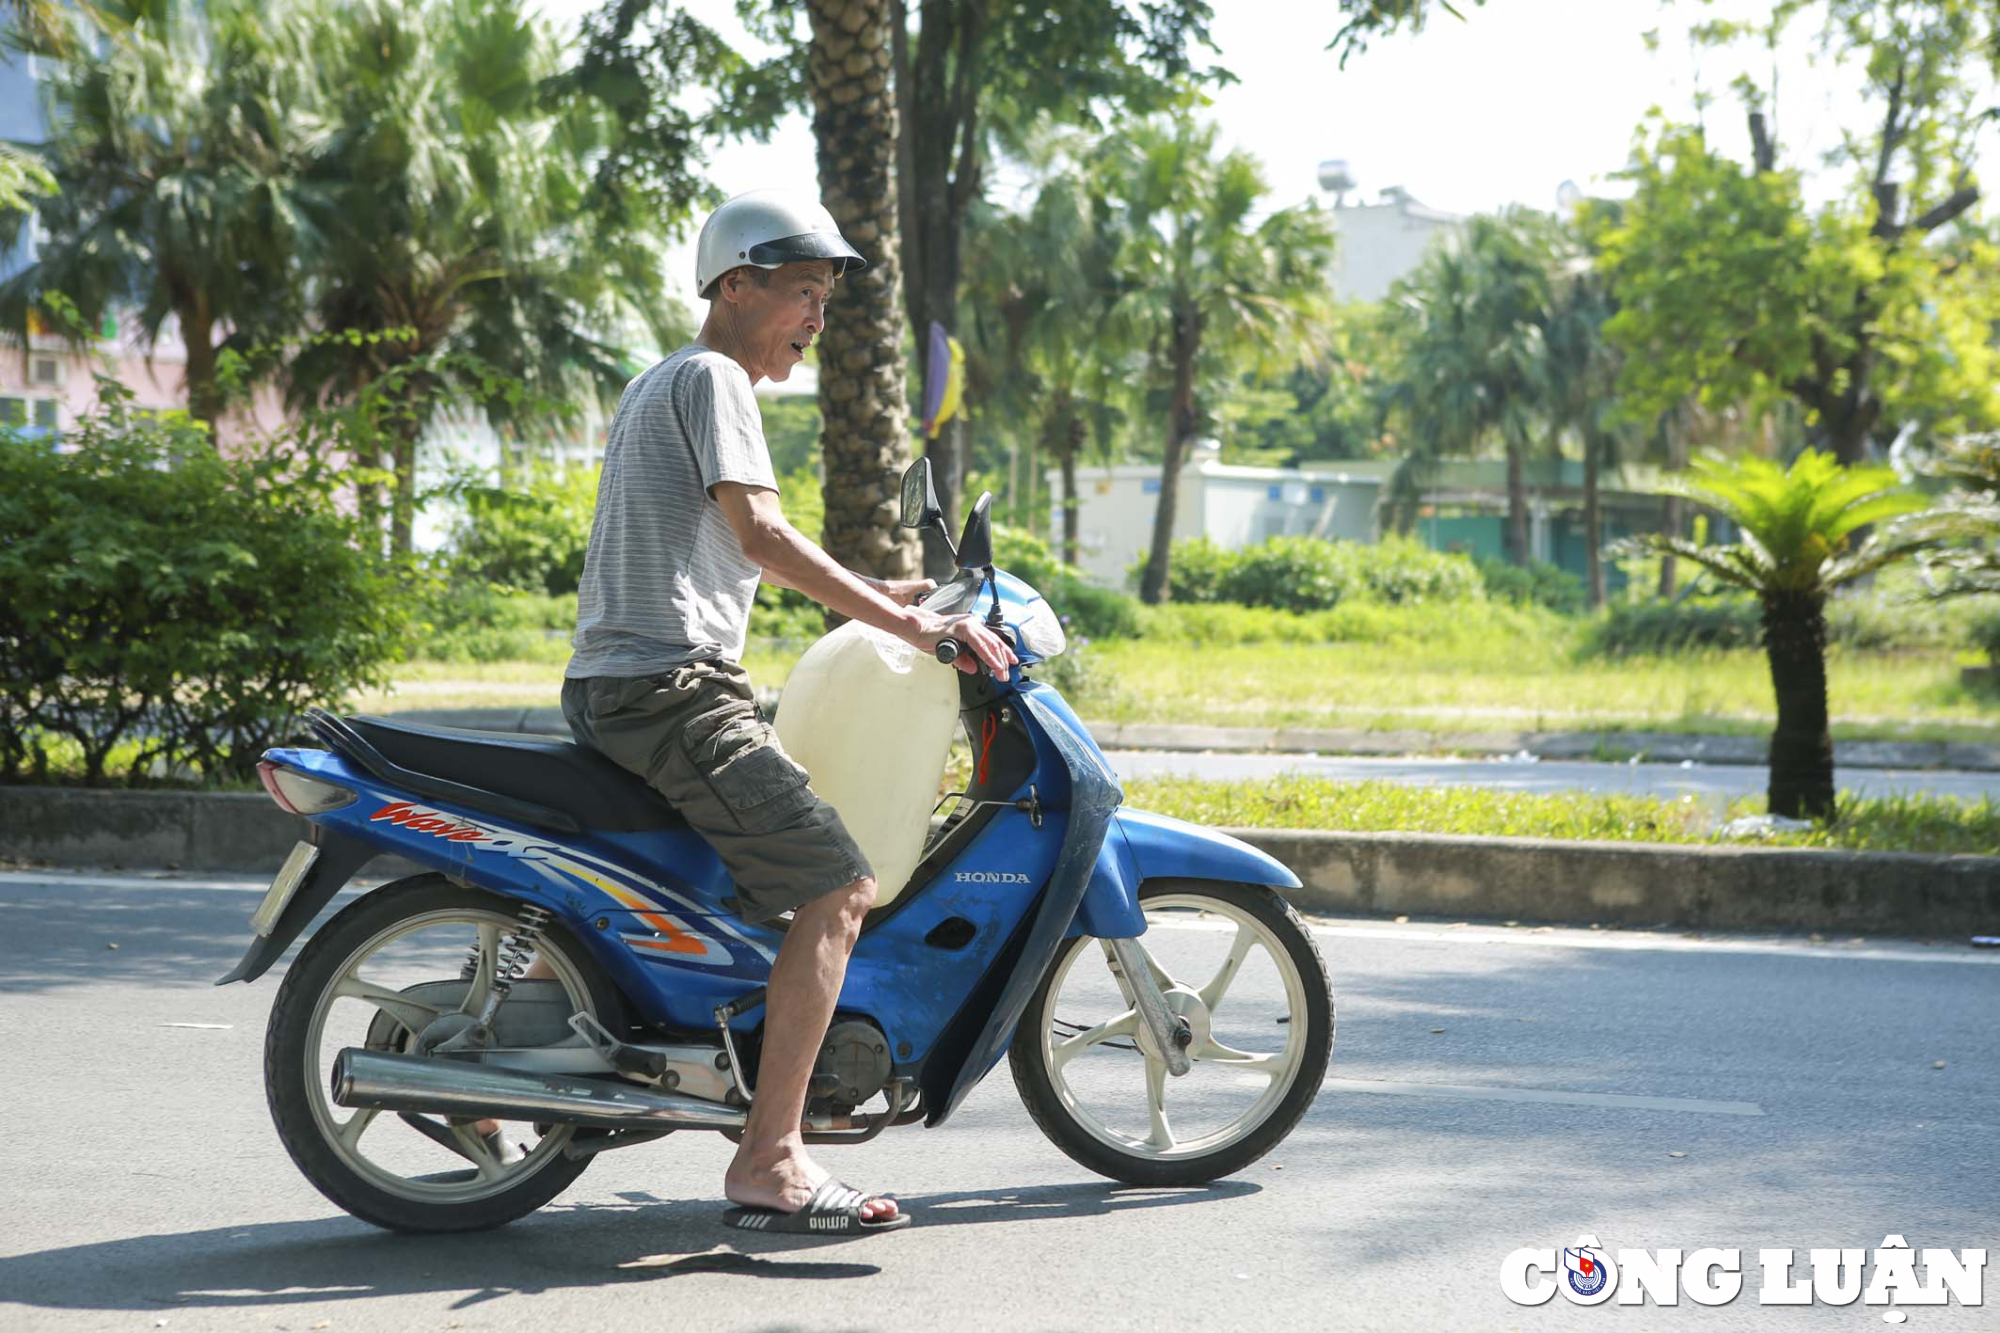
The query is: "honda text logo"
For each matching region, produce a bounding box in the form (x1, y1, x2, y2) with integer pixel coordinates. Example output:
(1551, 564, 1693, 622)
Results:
(1502, 1234, 1985, 1311)
(953, 871, 1031, 884)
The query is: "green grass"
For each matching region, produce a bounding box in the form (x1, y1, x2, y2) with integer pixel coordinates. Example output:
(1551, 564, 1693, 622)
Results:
(18, 719, 1995, 857)
(1067, 637, 2000, 744)
(1120, 776, 2000, 856)
(346, 645, 805, 714)
(348, 633, 2000, 744)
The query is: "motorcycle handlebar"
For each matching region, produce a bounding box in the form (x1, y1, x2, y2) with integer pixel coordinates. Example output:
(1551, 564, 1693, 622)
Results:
(934, 639, 962, 666)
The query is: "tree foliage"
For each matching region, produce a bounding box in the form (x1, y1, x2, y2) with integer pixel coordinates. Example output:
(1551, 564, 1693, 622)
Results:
(0, 380, 408, 785)
(0, 0, 321, 430)
(960, 163, 1128, 560)
(1326, 0, 1486, 64)
(1091, 116, 1338, 603)
(284, 0, 683, 557)
(1376, 210, 1561, 564)
(1596, 0, 2000, 463)
(1904, 432, 2000, 598)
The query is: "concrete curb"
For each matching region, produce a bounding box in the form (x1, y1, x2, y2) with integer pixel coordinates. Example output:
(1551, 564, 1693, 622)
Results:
(4, 787, 1992, 935)
(1243, 828, 2000, 936)
(374, 707, 2000, 772)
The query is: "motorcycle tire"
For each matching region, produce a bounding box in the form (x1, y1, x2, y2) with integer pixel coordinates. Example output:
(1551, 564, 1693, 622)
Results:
(265, 874, 626, 1233)
(1010, 879, 1333, 1187)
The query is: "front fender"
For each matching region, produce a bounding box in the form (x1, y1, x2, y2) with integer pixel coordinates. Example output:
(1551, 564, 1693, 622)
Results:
(1113, 808, 1301, 890)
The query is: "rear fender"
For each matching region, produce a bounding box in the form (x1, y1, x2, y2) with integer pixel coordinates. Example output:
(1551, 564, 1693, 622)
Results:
(215, 822, 378, 985)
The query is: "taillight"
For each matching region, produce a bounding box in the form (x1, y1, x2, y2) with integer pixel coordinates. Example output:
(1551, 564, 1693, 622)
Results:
(257, 760, 356, 815)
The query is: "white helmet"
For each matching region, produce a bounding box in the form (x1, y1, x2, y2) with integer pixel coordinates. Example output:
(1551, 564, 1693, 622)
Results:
(694, 189, 866, 300)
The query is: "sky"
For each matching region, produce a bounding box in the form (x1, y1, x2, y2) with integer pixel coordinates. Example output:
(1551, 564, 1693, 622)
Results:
(539, 0, 1990, 304)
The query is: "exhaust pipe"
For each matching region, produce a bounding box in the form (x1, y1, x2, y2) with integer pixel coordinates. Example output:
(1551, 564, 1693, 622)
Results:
(331, 1048, 747, 1131)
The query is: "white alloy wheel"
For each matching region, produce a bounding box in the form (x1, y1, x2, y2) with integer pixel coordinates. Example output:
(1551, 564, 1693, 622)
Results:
(1010, 880, 1333, 1186)
(266, 877, 623, 1232)
(303, 909, 597, 1200)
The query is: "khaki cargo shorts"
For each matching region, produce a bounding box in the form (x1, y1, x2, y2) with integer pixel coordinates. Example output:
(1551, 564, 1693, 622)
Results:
(561, 661, 873, 924)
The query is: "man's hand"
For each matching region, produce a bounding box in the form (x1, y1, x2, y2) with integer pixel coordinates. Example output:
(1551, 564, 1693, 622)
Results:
(865, 576, 936, 607)
(907, 612, 1018, 681)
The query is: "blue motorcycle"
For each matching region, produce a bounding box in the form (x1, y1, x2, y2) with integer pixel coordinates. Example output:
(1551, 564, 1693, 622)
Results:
(222, 460, 1334, 1233)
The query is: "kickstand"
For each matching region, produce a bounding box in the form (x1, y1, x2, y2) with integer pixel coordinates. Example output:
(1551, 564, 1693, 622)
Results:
(713, 987, 767, 1104)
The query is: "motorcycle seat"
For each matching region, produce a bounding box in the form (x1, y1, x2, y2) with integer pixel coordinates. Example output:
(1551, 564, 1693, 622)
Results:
(345, 715, 687, 834)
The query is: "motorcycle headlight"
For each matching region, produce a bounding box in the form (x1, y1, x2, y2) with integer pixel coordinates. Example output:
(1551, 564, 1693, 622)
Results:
(1014, 597, 1067, 660)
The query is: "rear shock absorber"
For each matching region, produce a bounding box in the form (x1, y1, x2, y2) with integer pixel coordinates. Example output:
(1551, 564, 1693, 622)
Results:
(446, 903, 553, 1049)
(493, 904, 551, 1000)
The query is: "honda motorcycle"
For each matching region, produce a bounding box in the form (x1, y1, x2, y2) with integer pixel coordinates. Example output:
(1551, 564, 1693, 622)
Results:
(220, 459, 1334, 1233)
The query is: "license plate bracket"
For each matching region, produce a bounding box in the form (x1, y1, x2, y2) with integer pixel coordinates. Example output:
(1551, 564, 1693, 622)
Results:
(251, 840, 320, 937)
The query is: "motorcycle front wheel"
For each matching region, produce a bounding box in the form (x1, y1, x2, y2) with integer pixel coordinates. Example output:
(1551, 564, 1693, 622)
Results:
(264, 874, 626, 1233)
(1010, 879, 1333, 1187)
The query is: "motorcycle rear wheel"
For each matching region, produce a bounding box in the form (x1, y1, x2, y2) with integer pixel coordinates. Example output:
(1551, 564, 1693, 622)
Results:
(1010, 879, 1333, 1187)
(265, 874, 626, 1233)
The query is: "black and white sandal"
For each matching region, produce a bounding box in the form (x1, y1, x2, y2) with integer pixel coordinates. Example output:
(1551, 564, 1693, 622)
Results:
(722, 1177, 911, 1235)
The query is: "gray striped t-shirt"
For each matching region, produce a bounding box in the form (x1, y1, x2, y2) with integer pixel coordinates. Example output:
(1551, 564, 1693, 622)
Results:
(566, 346, 779, 678)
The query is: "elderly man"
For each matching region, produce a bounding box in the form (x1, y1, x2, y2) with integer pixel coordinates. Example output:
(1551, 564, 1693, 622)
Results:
(559, 189, 1015, 1235)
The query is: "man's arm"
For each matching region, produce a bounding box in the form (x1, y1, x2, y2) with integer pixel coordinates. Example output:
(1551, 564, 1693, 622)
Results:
(760, 561, 928, 606)
(713, 481, 1016, 677)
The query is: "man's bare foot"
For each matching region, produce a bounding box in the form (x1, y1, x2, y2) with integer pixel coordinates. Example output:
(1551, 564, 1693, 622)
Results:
(724, 1133, 898, 1222)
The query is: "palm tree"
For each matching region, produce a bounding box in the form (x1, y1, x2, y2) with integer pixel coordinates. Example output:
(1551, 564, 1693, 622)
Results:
(1461, 214, 1556, 566)
(1541, 256, 1625, 608)
(0, 1, 318, 433)
(962, 167, 1124, 563)
(805, 0, 920, 581)
(1375, 212, 1557, 565)
(1375, 245, 1489, 536)
(1900, 433, 2000, 599)
(285, 0, 675, 556)
(1096, 119, 1337, 604)
(1611, 450, 1929, 818)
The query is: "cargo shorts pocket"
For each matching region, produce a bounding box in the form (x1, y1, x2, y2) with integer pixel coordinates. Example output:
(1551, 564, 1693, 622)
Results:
(682, 716, 815, 834)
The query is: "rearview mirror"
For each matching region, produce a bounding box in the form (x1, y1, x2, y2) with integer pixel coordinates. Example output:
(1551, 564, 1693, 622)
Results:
(900, 458, 943, 530)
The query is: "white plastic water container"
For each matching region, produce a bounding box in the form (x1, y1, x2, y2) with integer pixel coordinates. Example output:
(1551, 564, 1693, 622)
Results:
(773, 620, 961, 907)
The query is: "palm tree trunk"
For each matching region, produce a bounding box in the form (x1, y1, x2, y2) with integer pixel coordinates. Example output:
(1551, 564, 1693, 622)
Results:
(1657, 494, 1683, 599)
(1060, 411, 1084, 568)
(1583, 432, 1605, 609)
(1139, 305, 1200, 605)
(346, 433, 388, 561)
(180, 312, 223, 442)
(1504, 431, 1529, 566)
(808, 0, 920, 585)
(894, 0, 984, 580)
(1022, 407, 1041, 538)
(1657, 415, 1689, 598)
(390, 418, 420, 559)
(1761, 589, 1834, 819)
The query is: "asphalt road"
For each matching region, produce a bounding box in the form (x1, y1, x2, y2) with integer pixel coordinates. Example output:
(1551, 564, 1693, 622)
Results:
(2, 868, 1995, 1332)
(1102, 749, 2000, 803)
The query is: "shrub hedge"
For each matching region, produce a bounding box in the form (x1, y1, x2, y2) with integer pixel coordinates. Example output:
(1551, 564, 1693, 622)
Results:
(1584, 581, 1996, 658)
(1475, 556, 1586, 614)
(1139, 534, 1486, 613)
(0, 388, 407, 784)
(448, 462, 599, 596)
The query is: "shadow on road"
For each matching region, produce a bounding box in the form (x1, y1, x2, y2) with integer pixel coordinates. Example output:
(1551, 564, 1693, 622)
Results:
(0, 882, 359, 994)
(0, 1181, 1255, 1312)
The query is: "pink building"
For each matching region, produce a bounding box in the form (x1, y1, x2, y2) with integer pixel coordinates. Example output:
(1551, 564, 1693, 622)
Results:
(4, 312, 290, 451)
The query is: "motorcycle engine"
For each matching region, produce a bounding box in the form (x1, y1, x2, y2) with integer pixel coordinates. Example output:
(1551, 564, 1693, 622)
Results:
(811, 1019, 893, 1109)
